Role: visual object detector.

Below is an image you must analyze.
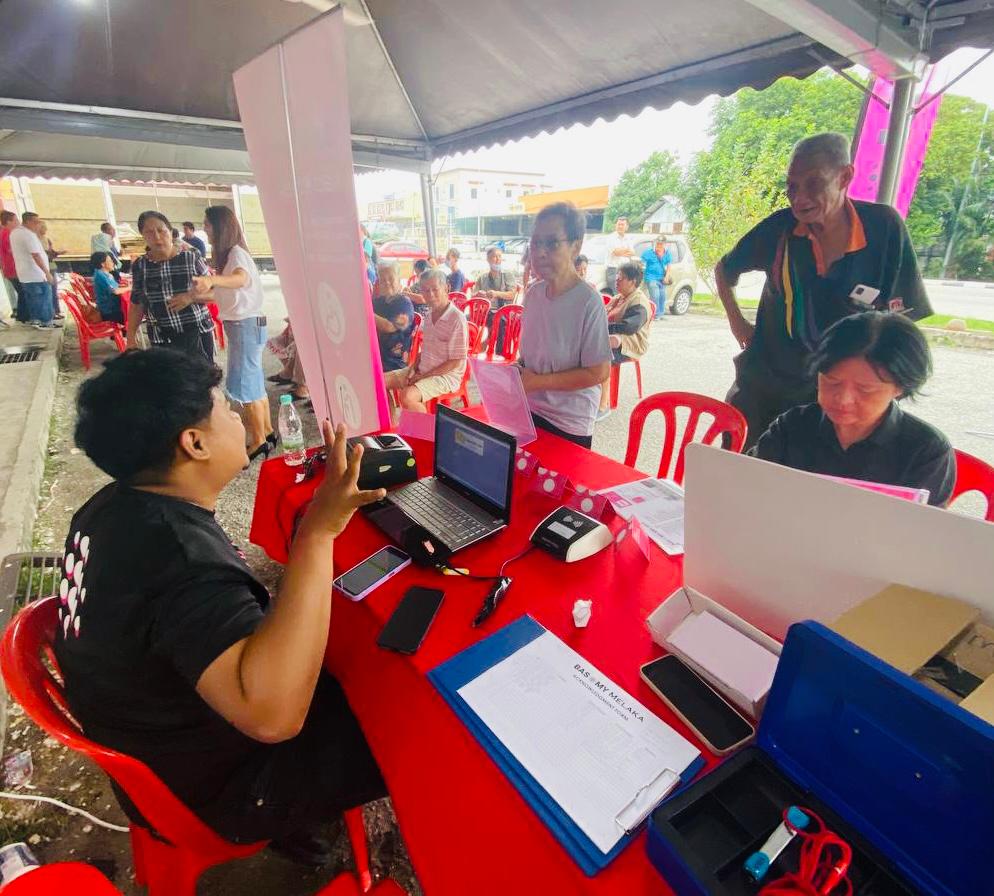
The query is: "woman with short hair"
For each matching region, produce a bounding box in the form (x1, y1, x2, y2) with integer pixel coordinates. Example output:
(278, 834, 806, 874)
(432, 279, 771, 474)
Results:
(126, 210, 215, 360)
(90, 251, 129, 324)
(750, 311, 955, 506)
(192, 205, 275, 460)
(597, 261, 653, 419)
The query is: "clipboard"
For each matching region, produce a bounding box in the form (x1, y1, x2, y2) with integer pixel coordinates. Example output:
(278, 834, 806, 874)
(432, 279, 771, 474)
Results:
(428, 615, 706, 875)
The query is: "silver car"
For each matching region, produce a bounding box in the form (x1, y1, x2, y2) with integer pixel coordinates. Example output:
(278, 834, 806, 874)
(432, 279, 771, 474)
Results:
(581, 232, 697, 315)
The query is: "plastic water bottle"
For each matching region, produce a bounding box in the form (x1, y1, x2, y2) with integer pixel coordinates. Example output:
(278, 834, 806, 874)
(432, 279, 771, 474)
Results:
(278, 394, 307, 467)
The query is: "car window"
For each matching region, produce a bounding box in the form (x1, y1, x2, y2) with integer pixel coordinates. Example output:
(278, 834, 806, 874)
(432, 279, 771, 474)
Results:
(633, 240, 654, 257)
(665, 241, 685, 263)
(581, 235, 609, 265)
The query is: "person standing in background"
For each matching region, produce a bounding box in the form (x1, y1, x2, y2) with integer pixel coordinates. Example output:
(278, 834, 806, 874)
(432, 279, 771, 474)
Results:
(182, 222, 208, 258)
(38, 220, 65, 320)
(11, 213, 60, 329)
(192, 205, 275, 461)
(640, 237, 672, 320)
(91, 222, 123, 283)
(0, 210, 19, 326)
(518, 203, 611, 448)
(445, 248, 466, 294)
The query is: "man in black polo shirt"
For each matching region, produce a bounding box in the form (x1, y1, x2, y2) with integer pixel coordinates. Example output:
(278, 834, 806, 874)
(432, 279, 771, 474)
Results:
(715, 132, 932, 446)
(54, 348, 387, 861)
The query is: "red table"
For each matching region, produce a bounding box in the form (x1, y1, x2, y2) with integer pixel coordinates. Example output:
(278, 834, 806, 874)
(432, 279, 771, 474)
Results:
(251, 427, 719, 894)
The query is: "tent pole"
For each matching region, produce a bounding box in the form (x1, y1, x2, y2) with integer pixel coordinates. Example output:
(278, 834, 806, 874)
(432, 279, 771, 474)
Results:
(876, 76, 914, 207)
(420, 172, 437, 257)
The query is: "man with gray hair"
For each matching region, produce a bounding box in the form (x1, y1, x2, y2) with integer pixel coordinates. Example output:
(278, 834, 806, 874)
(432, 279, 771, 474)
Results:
(372, 258, 416, 372)
(714, 131, 931, 447)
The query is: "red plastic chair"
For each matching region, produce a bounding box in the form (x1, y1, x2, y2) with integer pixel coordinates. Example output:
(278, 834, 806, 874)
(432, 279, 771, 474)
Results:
(601, 293, 613, 306)
(62, 292, 126, 371)
(425, 322, 478, 412)
(0, 862, 121, 895)
(317, 877, 407, 895)
(608, 301, 656, 409)
(450, 293, 469, 311)
(950, 449, 994, 521)
(463, 280, 475, 295)
(624, 391, 748, 484)
(464, 297, 490, 334)
(0, 597, 374, 896)
(486, 305, 523, 362)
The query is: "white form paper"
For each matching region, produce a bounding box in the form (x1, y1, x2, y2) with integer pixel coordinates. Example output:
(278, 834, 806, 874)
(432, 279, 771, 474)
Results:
(457, 631, 700, 854)
(598, 478, 686, 555)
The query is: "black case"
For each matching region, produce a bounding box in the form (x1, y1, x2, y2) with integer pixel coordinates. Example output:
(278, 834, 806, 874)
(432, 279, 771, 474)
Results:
(347, 433, 418, 490)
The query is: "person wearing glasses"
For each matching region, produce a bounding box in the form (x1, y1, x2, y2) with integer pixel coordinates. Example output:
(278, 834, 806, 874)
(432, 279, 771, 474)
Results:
(518, 202, 611, 448)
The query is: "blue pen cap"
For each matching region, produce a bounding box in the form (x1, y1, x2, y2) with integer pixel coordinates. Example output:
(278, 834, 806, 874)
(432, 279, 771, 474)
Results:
(786, 806, 810, 830)
(743, 852, 770, 881)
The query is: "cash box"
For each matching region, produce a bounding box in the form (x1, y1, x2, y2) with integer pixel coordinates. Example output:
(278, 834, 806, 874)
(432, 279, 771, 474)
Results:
(346, 433, 417, 491)
(646, 621, 994, 896)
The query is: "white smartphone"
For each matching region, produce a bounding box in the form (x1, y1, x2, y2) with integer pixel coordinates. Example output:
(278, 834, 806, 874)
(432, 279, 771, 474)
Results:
(333, 546, 411, 601)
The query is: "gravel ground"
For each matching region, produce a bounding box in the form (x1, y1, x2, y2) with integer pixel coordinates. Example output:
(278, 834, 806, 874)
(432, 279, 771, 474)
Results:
(7, 279, 992, 892)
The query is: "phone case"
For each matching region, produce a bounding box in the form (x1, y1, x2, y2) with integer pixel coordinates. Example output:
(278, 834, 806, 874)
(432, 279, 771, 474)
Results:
(333, 548, 411, 602)
(640, 658, 755, 756)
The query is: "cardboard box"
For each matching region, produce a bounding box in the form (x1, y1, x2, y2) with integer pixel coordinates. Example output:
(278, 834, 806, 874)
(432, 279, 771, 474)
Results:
(829, 584, 994, 726)
(646, 586, 782, 719)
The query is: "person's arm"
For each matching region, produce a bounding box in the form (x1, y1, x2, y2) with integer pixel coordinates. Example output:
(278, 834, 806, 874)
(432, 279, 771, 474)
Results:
(126, 302, 145, 347)
(169, 256, 217, 311)
(192, 269, 249, 292)
(747, 413, 788, 462)
(126, 262, 146, 348)
(374, 313, 396, 333)
(888, 214, 932, 321)
(30, 249, 51, 281)
(715, 261, 755, 349)
(608, 303, 648, 336)
(412, 358, 462, 381)
(195, 422, 385, 743)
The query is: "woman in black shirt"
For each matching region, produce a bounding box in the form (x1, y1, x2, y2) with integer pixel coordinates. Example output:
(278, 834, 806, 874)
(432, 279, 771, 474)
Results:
(751, 311, 956, 506)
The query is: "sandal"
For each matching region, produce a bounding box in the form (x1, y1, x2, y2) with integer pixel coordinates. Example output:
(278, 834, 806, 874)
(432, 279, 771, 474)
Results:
(248, 441, 273, 462)
(268, 374, 294, 384)
(266, 432, 278, 447)
(290, 390, 310, 402)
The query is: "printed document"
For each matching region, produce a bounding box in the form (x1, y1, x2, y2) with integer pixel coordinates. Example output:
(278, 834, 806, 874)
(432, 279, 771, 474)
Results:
(457, 631, 699, 853)
(599, 478, 685, 555)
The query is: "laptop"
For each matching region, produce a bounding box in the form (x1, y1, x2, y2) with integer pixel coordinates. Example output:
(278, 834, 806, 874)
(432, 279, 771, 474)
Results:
(363, 404, 516, 554)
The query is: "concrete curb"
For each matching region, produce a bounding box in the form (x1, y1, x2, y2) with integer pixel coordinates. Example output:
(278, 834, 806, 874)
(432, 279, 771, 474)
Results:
(0, 331, 63, 563)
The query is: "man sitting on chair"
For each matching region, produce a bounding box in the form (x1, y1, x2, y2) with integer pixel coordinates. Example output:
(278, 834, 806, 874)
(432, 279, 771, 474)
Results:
(53, 348, 387, 864)
(383, 268, 468, 413)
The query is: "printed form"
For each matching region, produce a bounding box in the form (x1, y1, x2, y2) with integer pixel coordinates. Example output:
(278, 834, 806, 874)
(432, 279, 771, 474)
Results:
(599, 478, 686, 555)
(457, 631, 699, 854)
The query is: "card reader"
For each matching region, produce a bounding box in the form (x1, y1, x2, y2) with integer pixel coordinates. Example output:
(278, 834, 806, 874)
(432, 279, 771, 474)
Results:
(530, 506, 613, 562)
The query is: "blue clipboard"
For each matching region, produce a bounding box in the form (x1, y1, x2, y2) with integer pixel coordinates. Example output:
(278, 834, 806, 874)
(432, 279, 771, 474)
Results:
(428, 615, 706, 876)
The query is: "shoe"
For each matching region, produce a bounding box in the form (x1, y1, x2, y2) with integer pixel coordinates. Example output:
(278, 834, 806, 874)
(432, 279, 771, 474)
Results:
(53, 313, 65, 320)
(34, 320, 63, 329)
(289, 390, 310, 402)
(248, 441, 273, 462)
(268, 828, 334, 867)
(596, 407, 612, 422)
(268, 374, 294, 384)
(266, 432, 278, 447)
(0, 318, 9, 329)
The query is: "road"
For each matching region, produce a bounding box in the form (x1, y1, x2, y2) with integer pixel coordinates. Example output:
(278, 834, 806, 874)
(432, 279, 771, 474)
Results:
(704, 274, 994, 320)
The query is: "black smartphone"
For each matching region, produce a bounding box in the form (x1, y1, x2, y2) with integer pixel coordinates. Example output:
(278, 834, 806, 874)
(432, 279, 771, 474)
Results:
(377, 586, 444, 654)
(640, 655, 755, 755)
(333, 546, 411, 601)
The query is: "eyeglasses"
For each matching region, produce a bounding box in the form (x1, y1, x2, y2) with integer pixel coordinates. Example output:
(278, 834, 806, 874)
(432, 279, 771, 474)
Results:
(529, 237, 569, 253)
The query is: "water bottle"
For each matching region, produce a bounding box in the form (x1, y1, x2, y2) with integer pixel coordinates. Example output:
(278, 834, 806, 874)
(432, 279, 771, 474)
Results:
(278, 394, 307, 467)
(0, 843, 41, 884)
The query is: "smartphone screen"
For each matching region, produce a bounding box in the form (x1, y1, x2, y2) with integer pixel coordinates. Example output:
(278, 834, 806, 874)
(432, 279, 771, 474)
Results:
(377, 587, 444, 654)
(641, 655, 754, 753)
(334, 546, 410, 600)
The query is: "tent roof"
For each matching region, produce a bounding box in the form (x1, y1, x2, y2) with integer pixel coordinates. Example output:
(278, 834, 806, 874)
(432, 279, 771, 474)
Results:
(1, 0, 993, 182)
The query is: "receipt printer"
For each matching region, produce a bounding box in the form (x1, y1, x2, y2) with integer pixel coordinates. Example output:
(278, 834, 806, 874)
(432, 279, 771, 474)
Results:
(346, 433, 418, 491)
(530, 506, 613, 563)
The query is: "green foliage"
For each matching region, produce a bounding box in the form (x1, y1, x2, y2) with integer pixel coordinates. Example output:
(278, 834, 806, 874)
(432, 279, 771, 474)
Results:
(602, 151, 683, 230)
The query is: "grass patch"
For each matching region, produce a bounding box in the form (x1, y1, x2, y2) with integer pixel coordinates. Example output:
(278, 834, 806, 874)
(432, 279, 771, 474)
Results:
(691, 293, 759, 309)
(919, 314, 994, 334)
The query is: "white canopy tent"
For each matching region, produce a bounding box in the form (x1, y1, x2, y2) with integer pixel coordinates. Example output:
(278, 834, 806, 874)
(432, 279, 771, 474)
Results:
(1, 0, 992, 249)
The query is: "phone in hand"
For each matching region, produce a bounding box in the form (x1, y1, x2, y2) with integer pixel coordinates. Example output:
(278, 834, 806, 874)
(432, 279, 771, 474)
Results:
(377, 586, 444, 655)
(333, 546, 410, 602)
(640, 655, 755, 755)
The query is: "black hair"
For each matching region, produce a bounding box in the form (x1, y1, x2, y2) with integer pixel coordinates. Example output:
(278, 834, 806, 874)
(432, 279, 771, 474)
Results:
(618, 261, 644, 288)
(90, 251, 109, 271)
(574, 254, 588, 267)
(171, 228, 180, 239)
(75, 348, 223, 483)
(182, 221, 195, 230)
(534, 202, 587, 243)
(809, 311, 931, 399)
(413, 259, 429, 274)
(0, 210, 16, 225)
(137, 210, 171, 233)
(100, 222, 114, 233)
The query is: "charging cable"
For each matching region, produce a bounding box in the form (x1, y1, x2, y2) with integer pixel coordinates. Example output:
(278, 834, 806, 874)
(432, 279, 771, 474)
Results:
(760, 807, 852, 896)
(0, 791, 129, 833)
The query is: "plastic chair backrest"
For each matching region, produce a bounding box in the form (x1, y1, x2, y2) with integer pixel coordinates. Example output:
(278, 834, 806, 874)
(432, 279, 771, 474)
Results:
(950, 449, 994, 522)
(601, 293, 612, 306)
(0, 862, 121, 895)
(407, 324, 423, 370)
(465, 320, 483, 356)
(451, 294, 469, 311)
(464, 297, 490, 331)
(625, 391, 748, 484)
(487, 305, 523, 361)
(0, 598, 236, 853)
(61, 291, 100, 336)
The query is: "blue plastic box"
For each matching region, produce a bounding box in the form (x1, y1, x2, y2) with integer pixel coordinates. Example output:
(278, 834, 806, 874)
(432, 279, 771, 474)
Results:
(646, 620, 994, 896)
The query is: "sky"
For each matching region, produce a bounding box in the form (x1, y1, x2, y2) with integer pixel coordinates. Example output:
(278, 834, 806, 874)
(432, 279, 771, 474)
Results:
(354, 47, 994, 212)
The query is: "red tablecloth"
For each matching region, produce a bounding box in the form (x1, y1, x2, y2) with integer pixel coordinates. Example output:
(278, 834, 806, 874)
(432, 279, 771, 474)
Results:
(250, 427, 719, 894)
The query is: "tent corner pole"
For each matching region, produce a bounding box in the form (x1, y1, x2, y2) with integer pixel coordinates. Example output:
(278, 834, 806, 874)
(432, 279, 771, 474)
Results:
(876, 76, 914, 207)
(420, 172, 437, 257)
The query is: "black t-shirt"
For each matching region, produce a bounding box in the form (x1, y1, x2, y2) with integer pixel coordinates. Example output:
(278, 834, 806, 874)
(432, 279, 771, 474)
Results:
(749, 402, 956, 506)
(52, 484, 269, 811)
(722, 200, 932, 389)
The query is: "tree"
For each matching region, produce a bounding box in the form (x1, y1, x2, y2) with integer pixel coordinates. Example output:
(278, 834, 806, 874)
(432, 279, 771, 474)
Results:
(603, 151, 683, 230)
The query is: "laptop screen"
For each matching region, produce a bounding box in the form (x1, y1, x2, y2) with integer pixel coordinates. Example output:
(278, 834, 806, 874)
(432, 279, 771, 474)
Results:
(434, 407, 515, 517)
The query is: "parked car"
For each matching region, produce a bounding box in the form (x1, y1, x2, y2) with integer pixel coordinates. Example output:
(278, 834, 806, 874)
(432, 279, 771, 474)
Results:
(580, 232, 697, 315)
(376, 240, 429, 280)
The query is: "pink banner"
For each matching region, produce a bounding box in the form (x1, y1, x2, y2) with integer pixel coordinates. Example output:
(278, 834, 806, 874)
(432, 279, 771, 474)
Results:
(233, 9, 389, 434)
(894, 68, 943, 218)
(850, 78, 894, 203)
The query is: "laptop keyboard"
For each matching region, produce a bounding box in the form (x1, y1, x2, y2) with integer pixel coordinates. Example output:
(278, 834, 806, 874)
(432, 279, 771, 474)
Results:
(389, 479, 490, 548)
